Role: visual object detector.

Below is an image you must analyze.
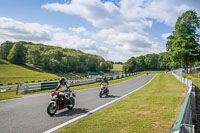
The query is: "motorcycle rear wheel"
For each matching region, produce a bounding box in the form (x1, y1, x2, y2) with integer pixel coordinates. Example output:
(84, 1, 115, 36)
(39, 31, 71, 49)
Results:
(47, 103, 57, 116)
(106, 90, 109, 97)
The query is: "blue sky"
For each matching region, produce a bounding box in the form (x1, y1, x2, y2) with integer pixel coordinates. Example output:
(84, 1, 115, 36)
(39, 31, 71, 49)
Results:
(0, 0, 199, 62)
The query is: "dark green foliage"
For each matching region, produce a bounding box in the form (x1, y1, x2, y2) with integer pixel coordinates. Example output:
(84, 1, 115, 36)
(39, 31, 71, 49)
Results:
(135, 56, 146, 71)
(166, 10, 200, 73)
(123, 52, 172, 73)
(99, 61, 113, 73)
(7, 42, 27, 64)
(123, 57, 137, 73)
(0, 41, 112, 73)
(0, 41, 14, 60)
(144, 54, 159, 70)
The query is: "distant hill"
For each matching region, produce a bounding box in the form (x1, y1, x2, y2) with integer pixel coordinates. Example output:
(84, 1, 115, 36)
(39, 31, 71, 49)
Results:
(113, 64, 123, 71)
(0, 41, 113, 74)
(0, 59, 59, 84)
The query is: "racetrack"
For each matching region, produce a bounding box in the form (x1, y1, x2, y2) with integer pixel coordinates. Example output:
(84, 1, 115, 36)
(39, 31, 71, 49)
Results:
(0, 74, 156, 133)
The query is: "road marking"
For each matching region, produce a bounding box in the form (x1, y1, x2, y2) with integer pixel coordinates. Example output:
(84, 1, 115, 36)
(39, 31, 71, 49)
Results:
(43, 74, 157, 133)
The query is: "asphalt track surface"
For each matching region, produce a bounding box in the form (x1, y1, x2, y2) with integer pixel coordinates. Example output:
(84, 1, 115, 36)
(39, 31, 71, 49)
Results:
(0, 74, 156, 133)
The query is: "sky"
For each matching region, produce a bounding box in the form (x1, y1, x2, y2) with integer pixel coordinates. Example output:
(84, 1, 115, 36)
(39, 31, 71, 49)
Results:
(0, 0, 199, 62)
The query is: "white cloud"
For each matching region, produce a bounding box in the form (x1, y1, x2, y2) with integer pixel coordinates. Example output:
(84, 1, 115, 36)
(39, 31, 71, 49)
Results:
(162, 33, 172, 40)
(140, 1, 191, 26)
(0, 17, 62, 43)
(40, 0, 199, 61)
(0, 16, 167, 62)
(69, 27, 86, 33)
(42, 0, 200, 31)
(69, 27, 90, 36)
(92, 28, 163, 56)
(41, 0, 153, 33)
(0, 17, 127, 62)
(115, 39, 164, 56)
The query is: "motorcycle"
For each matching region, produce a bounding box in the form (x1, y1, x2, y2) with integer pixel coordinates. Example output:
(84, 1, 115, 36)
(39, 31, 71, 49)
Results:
(99, 84, 109, 98)
(47, 90, 76, 116)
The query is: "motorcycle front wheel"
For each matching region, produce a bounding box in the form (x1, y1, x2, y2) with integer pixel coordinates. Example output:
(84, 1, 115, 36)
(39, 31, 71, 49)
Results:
(67, 97, 75, 110)
(47, 102, 57, 116)
(99, 91, 103, 98)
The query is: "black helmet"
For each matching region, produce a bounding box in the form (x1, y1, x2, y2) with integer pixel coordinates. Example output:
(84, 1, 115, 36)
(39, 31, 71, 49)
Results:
(59, 78, 66, 85)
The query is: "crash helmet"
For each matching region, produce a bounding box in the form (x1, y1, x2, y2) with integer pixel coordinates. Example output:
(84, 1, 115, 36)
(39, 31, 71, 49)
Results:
(59, 78, 66, 85)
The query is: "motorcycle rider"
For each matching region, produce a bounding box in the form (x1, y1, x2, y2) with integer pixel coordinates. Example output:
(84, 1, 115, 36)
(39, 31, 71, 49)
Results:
(55, 78, 72, 99)
(100, 77, 109, 93)
(146, 72, 149, 76)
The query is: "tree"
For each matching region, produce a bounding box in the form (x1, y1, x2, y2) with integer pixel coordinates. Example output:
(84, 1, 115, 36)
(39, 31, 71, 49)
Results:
(123, 57, 137, 73)
(0, 41, 14, 60)
(7, 42, 27, 64)
(158, 52, 171, 70)
(27, 47, 41, 67)
(145, 54, 158, 70)
(136, 56, 146, 71)
(166, 10, 200, 73)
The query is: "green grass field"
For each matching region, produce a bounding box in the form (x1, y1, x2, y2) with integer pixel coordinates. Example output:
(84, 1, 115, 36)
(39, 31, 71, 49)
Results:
(183, 74, 200, 88)
(0, 59, 59, 84)
(57, 73, 187, 133)
(113, 64, 123, 71)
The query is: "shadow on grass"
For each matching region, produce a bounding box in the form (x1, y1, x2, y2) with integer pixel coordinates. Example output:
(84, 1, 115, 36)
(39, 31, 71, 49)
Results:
(54, 108, 89, 117)
(20, 64, 44, 72)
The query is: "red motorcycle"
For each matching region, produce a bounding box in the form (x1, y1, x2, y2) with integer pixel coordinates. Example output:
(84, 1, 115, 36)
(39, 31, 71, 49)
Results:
(99, 84, 109, 98)
(47, 90, 76, 116)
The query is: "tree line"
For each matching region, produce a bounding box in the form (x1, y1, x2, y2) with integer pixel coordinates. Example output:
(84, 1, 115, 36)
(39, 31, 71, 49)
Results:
(123, 10, 200, 73)
(123, 52, 172, 73)
(0, 41, 113, 73)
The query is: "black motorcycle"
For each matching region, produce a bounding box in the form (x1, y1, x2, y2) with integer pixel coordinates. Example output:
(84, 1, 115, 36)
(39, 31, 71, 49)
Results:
(47, 90, 76, 116)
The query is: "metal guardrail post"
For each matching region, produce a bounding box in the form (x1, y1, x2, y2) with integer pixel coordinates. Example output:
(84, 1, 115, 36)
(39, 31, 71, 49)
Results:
(16, 83, 19, 95)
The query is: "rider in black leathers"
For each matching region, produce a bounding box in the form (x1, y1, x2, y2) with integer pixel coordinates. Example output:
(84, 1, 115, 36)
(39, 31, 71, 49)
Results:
(55, 78, 72, 98)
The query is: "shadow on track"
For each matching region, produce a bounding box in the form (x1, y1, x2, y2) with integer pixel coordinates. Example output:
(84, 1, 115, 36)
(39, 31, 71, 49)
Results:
(103, 95, 121, 98)
(54, 108, 89, 117)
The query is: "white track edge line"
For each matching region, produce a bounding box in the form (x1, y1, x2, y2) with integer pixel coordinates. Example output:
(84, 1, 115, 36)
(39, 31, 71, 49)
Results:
(43, 74, 157, 133)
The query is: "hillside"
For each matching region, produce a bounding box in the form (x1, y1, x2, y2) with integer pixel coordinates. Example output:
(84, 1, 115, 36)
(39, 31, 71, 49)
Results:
(113, 64, 123, 71)
(0, 59, 59, 84)
(0, 41, 112, 74)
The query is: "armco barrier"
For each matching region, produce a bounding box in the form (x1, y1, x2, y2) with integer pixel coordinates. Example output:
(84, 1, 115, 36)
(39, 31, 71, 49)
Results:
(21, 72, 139, 93)
(171, 72, 196, 133)
(21, 82, 42, 93)
(0, 85, 18, 92)
(41, 82, 58, 90)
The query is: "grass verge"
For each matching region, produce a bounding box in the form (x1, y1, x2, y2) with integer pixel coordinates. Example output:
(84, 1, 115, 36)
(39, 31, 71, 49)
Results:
(57, 73, 187, 133)
(0, 59, 59, 84)
(0, 88, 21, 100)
(183, 74, 200, 88)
